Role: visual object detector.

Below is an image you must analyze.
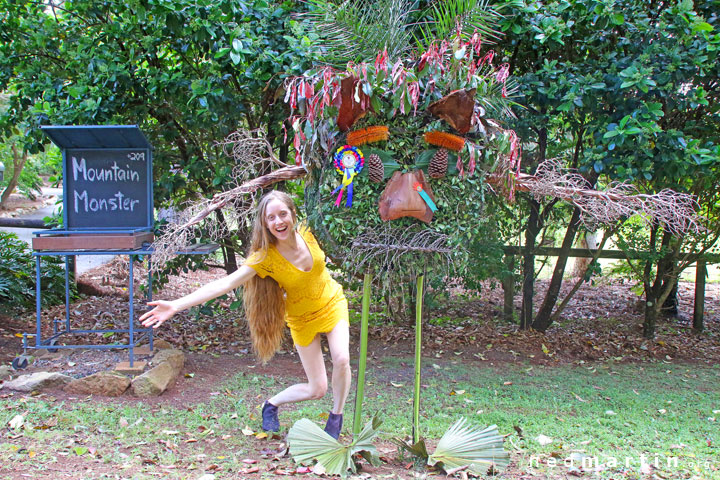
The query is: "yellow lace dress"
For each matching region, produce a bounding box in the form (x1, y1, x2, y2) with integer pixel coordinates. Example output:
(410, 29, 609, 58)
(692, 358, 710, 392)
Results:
(243, 226, 348, 346)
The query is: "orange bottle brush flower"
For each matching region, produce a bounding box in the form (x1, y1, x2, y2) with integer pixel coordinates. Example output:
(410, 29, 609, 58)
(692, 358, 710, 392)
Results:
(347, 126, 389, 146)
(424, 131, 465, 152)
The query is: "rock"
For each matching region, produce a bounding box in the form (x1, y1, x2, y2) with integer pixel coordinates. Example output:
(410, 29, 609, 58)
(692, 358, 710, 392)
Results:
(152, 349, 185, 371)
(0, 365, 14, 381)
(131, 362, 176, 396)
(131, 348, 184, 397)
(64, 371, 130, 397)
(3, 372, 73, 392)
(152, 338, 173, 350)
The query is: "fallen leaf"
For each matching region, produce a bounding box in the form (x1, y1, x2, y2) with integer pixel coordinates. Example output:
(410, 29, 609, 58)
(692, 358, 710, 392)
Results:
(8, 415, 24, 430)
(242, 459, 258, 464)
(503, 381, 513, 386)
(255, 432, 268, 439)
(391, 382, 404, 387)
(242, 427, 255, 436)
(295, 466, 312, 474)
(536, 434, 553, 446)
(73, 446, 88, 456)
(240, 466, 260, 474)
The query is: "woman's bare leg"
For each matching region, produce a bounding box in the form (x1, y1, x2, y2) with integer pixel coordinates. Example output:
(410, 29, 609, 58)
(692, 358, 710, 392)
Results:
(268, 335, 328, 406)
(326, 320, 351, 414)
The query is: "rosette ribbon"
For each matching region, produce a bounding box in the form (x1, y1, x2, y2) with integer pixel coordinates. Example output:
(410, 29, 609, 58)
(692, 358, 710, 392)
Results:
(331, 145, 364, 207)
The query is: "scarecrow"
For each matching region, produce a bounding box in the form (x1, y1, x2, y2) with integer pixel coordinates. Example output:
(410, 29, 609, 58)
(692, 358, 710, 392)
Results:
(151, 26, 700, 478)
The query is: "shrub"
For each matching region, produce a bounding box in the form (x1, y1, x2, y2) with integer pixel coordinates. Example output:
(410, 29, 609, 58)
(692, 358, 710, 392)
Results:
(0, 232, 72, 310)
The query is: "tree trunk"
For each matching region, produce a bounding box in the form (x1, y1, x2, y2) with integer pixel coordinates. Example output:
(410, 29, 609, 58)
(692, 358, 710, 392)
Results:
(643, 296, 659, 339)
(520, 198, 541, 330)
(214, 209, 239, 274)
(531, 206, 582, 332)
(572, 230, 599, 277)
(642, 229, 676, 338)
(661, 280, 678, 316)
(0, 143, 28, 209)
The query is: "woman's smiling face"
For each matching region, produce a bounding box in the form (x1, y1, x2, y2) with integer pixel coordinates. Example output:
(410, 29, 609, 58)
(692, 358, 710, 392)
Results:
(264, 198, 295, 242)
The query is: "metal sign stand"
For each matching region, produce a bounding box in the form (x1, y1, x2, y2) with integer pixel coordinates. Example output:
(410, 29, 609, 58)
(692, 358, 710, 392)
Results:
(13, 248, 155, 371)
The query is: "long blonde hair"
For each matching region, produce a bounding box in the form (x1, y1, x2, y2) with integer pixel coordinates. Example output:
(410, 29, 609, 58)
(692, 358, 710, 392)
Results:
(244, 191, 297, 362)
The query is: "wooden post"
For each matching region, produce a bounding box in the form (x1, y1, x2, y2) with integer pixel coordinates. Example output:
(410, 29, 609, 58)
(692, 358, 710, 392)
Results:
(693, 259, 706, 332)
(352, 272, 372, 435)
(412, 274, 424, 444)
(502, 255, 515, 322)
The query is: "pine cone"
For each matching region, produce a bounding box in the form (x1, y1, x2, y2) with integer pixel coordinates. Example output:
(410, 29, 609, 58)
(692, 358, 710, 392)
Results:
(428, 148, 448, 179)
(367, 154, 384, 183)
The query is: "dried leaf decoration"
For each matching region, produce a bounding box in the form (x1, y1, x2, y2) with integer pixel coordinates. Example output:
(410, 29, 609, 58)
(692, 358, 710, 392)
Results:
(337, 76, 372, 131)
(427, 418, 509, 475)
(378, 170, 436, 223)
(287, 416, 382, 478)
(427, 88, 476, 134)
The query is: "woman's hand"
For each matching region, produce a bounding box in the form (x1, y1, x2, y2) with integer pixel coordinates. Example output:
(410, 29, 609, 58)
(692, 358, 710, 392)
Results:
(140, 300, 179, 329)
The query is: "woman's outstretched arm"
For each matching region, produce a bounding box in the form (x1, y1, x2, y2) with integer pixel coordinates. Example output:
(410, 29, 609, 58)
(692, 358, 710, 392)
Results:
(140, 265, 257, 328)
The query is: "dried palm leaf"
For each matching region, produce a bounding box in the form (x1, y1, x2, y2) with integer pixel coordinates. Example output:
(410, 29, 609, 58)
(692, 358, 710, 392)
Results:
(287, 416, 382, 478)
(427, 418, 510, 475)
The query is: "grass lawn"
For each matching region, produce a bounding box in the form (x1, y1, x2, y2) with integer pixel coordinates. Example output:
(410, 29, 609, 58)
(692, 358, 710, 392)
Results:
(1, 357, 718, 479)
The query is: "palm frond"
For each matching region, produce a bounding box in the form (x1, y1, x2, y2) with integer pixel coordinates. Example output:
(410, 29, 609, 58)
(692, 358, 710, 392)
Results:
(415, 0, 505, 52)
(474, 76, 520, 119)
(287, 416, 383, 478)
(391, 437, 430, 460)
(302, 0, 415, 65)
(427, 418, 510, 475)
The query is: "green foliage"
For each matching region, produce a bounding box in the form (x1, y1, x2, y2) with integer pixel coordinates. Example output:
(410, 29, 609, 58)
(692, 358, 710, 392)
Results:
(0, 1, 315, 258)
(0, 232, 73, 310)
(304, 0, 511, 65)
(502, 0, 720, 180)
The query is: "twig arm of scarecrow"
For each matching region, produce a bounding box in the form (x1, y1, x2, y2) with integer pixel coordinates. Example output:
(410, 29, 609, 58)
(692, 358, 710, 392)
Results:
(177, 165, 307, 230)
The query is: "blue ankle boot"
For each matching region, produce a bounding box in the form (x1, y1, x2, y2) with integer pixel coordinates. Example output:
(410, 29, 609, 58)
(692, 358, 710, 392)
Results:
(262, 401, 280, 432)
(324, 412, 343, 439)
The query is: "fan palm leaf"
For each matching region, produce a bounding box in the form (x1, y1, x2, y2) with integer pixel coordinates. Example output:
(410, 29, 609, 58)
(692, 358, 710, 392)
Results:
(287, 416, 382, 478)
(427, 418, 510, 475)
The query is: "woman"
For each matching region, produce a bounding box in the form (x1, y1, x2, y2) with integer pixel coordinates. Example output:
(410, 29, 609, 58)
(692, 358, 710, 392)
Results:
(139, 191, 351, 439)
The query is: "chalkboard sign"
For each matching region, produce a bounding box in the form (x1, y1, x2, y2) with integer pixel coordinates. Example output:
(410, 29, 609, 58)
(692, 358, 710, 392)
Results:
(41, 125, 154, 232)
(64, 148, 152, 229)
